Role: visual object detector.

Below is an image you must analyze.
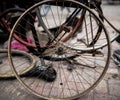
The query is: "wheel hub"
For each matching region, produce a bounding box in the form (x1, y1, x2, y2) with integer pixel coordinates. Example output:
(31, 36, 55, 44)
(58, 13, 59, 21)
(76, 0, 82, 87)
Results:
(56, 47, 64, 55)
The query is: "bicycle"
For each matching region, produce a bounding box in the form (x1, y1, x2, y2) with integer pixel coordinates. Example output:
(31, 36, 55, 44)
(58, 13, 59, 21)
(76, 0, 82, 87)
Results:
(8, 0, 120, 100)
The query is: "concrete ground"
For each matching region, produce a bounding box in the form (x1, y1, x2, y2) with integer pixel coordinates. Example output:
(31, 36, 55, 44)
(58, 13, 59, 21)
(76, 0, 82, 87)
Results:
(0, 1, 120, 100)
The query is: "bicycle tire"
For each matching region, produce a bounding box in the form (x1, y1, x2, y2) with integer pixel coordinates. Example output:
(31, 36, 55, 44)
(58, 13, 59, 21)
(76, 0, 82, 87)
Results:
(8, 0, 111, 100)
(0, 49, 36, 78)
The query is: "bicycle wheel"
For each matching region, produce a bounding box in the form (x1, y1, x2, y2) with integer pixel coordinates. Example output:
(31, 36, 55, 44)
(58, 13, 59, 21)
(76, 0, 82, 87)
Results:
(0, 49, 36, 78)
(8, 0, 111, 100)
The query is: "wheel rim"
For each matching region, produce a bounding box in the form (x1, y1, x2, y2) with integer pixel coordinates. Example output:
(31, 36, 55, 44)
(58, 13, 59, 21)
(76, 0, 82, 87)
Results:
(8, 0, 111, 100)
(0, 49, 36, 78)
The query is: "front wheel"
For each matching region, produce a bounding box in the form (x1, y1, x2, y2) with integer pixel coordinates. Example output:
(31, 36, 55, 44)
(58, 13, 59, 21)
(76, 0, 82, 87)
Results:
(8, 0, 111, 100)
